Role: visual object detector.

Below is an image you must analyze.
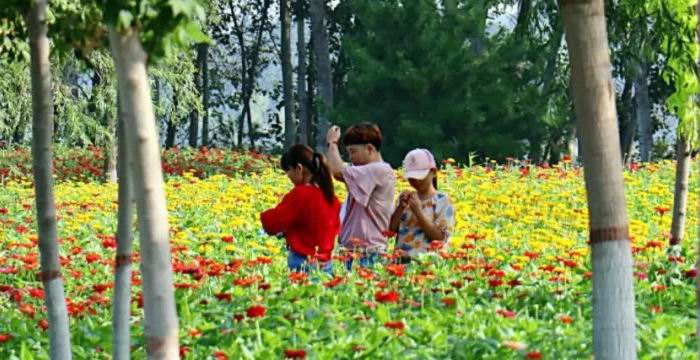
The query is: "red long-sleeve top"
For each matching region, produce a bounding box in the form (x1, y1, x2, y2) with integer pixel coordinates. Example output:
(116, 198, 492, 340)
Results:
(260, 185, 340, 261)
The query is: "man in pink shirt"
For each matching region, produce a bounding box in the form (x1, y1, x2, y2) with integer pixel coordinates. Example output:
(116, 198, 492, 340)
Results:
(326, 123, 396, 269)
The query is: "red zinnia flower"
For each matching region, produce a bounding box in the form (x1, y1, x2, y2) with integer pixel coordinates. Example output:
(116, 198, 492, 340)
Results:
(20, 303, 36, 318)
(324, 276, 344, 288)
(375, 290, 400, 303)
(255, 256, 273, 265)
(385, 264, 405, 277)
(28, 287, 44, 300)
(0, 208, 8, 215)
(221, 235, 235, 243)
(246, 304, 266, 318)
(685, 268, 697, 279)
(654, 206, 669, 216)
(85, 253, 101, 264)
(38, 319, 49, 331)
(384, 321, 405, 331)
(489, 279, 503, 287)
(526, 351, 542, 359)
(284, 349, 306, 359)
(441, 297, 456, 307)
(428, 240, 444, 251)
(559, 314, 573, 325)
(0, 333, 11, 343)
(215, 293, 232, 302)
(289, 272, 308, 284)
(496, 309, 516, 318)
(214, 351, 229, 360)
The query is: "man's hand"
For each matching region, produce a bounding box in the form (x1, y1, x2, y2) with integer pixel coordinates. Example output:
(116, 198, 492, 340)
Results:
(327, 125, 341, 145)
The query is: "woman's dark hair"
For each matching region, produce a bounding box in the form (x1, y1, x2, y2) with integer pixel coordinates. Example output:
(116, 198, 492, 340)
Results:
(281, 144, 335, 203)
(433, 172, 438, 190)
(342, 122, 382, 150)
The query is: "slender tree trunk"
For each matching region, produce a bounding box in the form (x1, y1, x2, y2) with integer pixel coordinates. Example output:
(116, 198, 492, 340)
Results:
(112, 96, 134, 360)
(246, 101, 256, 149)
(670, 136, 691, 246)
(27, 2, 72, 359)
(514, 0, 532, 38)
(189, 46, 203, 148)
(561, 1, 637, 359)
(297, 7, 309, 145)
(307, 34, 316, 148)
(635, 61, 652, 162)
(618, 79, 633, 162)
(165, 119, 177, 149)
(566, 122, 578, 163)
(104, 114, 118, 183)
(200, 43, 210, 147)
(109, 27, 180, 360)
(309, 0, 333, 152)
(281, 0, 296, 150)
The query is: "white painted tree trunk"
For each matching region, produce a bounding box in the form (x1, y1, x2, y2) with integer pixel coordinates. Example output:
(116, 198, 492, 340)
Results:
(112, 97, 134, 360)
(560, 1, 637, 359)
(109, 27, 180, 360)
(670, 136, 690, 246)
(27, 1, 72, 358)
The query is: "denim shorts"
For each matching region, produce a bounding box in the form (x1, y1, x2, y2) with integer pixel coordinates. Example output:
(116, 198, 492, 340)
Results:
(288, 250, 332, 274)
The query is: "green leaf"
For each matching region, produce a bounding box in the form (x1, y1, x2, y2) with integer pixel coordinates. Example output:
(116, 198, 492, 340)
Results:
(20, 341, 33, 360)
(184, 22, 209, 43)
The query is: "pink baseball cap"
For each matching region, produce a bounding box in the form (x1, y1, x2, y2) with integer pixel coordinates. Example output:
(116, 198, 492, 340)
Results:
(403, 148, 436, 180)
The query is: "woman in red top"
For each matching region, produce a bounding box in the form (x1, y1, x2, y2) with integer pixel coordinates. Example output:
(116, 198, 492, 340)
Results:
(260, 145, 340, 273)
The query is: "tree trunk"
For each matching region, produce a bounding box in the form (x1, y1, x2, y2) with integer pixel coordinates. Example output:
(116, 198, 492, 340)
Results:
(281, 0, 296, 150)
(200, 43, 210, 147)
(561, 1, 637, 359)
(165, 118, 177, 149)
(246, 100, 256, 149)
(307, 34, 316, 148)
(297, 7, 309, 145)
(189, 45, 204, 148)
(112, 96, 134, 360)
(514, 0, 532, 38)
(27, 2, 73, 359)
(109, 27, 180, 360)
(104, 110, 118, 183)
(670, 136, 691, 246)
(309, 0, 333, 152)
(618, 79, 633, 162)
(635, 61, 652, 162)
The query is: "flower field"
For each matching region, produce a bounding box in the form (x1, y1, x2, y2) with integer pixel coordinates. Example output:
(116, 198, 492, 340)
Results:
(0, 152, 698, 359)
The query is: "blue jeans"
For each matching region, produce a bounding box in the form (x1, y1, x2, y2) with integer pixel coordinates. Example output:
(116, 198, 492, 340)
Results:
(344, 252, 382, 270)
(288, 250, 332, 274)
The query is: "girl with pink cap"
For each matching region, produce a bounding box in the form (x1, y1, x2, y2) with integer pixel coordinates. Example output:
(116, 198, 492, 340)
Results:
(388, 148, 455, 263)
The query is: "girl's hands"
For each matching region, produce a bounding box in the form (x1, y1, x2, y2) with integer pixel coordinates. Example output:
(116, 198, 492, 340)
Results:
(406, 192, 422, 213)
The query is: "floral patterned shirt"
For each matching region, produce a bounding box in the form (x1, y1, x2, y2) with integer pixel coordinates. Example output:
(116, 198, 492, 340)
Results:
(395, 192, 455, 256)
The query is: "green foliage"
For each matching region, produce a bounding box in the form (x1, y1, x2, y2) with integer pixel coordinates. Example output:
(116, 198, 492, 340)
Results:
(101, 0, 209, 61)
(334, 0, 562, 165)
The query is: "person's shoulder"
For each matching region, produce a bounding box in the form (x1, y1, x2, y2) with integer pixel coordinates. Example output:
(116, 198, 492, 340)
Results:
(368, 161, 395, 176)
(436, 192, 452, 203)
